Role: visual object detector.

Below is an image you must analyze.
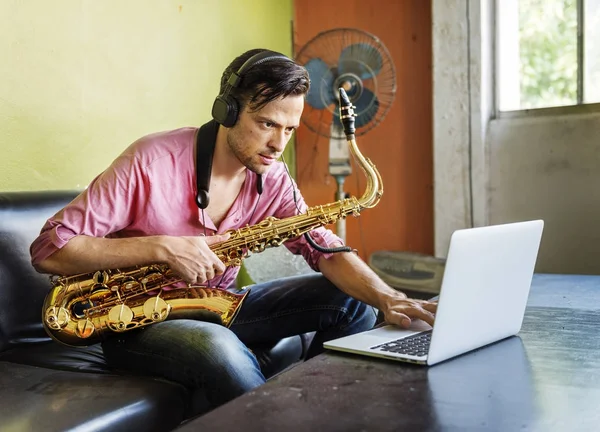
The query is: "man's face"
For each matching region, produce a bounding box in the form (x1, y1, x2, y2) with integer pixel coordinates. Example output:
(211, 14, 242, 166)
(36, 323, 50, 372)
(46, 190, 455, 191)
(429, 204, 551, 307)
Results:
(226, 94, 304, 175)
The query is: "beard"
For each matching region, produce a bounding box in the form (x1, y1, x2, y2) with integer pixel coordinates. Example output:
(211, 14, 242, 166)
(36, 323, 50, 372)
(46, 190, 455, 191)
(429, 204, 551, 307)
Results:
(226, 127, 268, 175)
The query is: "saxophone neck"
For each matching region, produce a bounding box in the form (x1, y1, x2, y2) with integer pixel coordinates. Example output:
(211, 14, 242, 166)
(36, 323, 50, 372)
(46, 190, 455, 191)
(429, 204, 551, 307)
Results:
(347, 138, 383, 210)
(338, 88, 383, 210)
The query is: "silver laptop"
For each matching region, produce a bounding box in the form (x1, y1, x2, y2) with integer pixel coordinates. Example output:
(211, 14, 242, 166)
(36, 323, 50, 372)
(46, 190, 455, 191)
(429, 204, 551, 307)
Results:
(323, 220, 544, 366)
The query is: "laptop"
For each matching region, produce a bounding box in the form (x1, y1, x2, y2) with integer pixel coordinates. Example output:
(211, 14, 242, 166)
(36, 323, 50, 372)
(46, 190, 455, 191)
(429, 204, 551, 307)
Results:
(323, 220, 544, 366)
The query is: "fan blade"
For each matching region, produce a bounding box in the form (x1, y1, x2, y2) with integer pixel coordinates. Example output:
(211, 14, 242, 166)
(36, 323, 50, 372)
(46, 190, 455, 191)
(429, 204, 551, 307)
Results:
(337, 43, 383, 80)
(334, 87, 379, 129)
(304, 58, 336, 110)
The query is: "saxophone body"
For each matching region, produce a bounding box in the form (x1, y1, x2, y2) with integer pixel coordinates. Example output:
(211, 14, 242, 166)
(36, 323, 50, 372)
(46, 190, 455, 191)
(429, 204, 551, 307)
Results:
(42, 88, 383, 347)
(43, 266, 249, 346)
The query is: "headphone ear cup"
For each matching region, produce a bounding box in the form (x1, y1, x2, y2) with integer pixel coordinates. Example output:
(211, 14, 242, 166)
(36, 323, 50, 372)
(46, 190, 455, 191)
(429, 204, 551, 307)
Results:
(212, 94, 239, 128)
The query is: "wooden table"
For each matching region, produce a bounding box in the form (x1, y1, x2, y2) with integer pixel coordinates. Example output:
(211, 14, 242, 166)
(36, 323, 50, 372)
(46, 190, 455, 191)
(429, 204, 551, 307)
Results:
(176, 274, 600, 431)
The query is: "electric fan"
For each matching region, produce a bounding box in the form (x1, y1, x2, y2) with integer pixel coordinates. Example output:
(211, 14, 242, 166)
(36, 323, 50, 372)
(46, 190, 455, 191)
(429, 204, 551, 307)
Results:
(295, 28, 397, 140)
(295, 28, 397, 241)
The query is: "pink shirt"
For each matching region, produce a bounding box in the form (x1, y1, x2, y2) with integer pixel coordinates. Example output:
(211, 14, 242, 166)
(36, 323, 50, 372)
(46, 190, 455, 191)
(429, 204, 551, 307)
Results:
(30, 127, 343, 288)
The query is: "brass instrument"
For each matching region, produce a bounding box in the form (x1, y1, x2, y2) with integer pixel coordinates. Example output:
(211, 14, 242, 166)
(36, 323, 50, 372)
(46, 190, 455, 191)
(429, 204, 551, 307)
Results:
(42, 88, 383, 347)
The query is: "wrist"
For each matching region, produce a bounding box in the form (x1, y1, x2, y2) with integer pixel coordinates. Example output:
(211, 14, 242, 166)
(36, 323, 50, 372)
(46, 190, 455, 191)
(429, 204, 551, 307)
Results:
(377, 287, 407, 311)
(147, 235, 172, 264)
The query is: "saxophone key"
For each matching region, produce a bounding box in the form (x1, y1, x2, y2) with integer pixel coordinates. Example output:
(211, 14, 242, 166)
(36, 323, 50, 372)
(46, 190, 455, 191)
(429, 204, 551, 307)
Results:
(143, 296, 171, 322)
(76, 318, 96, 339)
(44, 306, 70, 330)
(123, 280, 140, 292)
(107, 304, 134, 331)
(92, 270, 110, 285)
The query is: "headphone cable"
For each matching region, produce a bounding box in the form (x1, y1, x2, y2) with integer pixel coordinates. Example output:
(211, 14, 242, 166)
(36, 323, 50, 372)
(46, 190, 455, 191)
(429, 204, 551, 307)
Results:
(281, 155, 352, 254)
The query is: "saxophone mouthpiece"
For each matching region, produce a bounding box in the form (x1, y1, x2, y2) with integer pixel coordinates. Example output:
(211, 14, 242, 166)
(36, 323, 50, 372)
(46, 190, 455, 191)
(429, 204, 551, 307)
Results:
(338, 88, 356, 138)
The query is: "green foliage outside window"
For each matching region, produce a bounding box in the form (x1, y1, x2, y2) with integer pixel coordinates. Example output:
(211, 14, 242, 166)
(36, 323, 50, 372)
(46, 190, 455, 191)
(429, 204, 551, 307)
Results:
(519, 0, 578, 109)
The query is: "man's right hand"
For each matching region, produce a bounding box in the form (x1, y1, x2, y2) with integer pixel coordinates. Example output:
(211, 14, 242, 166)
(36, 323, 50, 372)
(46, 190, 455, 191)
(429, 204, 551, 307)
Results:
(164, 233, 230, 284)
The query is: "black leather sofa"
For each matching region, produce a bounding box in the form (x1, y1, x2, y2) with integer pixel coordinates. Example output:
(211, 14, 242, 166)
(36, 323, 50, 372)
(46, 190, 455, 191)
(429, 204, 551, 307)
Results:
(0, 191, 311, 432)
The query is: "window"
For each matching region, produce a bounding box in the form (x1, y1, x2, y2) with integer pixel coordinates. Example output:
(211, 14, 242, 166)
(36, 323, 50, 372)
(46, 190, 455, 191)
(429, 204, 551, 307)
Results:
(497, 0, 600, 112)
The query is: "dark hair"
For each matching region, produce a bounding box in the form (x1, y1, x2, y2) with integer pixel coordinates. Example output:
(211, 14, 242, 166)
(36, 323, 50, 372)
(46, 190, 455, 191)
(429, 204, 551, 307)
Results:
(220, 48, 310, 112)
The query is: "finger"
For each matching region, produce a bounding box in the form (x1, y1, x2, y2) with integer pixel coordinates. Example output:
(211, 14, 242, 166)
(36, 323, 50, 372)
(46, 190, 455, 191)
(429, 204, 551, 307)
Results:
(195, 274, 207, 284)
(213, 262, 226, 275)
(421, 301, 438, 313)
(176, 269, 195, 285)
(387, 311, 412, 328)
(412, 307, 435, 327)
(204, 233, 231, 245)
(205, 268, 215, 281)
(393, 304, 435, 327)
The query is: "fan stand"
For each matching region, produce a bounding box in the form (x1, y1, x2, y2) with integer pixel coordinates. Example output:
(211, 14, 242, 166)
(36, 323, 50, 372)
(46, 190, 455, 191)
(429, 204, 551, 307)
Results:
(328, 122, 352, 242)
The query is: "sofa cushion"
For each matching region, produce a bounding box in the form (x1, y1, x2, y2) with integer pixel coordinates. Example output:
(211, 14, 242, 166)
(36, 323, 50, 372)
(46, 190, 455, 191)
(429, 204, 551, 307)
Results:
(0, 360, 186, 432)
(0, 191, 80, 352)
(0, 342, 109, 374)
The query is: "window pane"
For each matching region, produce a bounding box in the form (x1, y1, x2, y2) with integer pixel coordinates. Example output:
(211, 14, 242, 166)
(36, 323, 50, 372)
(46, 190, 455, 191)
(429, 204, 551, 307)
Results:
(498, 0, 577, 111)
(584, 0, 600, 103)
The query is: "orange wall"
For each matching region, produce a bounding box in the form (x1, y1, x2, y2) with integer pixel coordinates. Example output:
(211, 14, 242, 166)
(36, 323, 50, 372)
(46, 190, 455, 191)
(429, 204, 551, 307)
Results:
(293, 0, 433, 260)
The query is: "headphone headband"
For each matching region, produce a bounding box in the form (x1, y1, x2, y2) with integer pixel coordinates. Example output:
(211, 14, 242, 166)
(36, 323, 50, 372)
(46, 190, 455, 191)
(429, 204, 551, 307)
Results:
(237, 50, 290, 76)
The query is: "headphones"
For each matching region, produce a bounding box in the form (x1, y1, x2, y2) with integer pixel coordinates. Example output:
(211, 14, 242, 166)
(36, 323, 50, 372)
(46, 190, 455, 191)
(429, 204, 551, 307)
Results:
(211, 50, 293, 128)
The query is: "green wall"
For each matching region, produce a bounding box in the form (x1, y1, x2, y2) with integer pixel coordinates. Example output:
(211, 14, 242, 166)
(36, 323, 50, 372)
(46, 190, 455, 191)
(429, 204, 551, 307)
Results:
(0, 0, 294, 191)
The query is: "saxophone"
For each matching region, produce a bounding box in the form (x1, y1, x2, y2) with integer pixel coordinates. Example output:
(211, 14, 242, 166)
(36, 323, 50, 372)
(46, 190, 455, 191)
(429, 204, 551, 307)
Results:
(42, 88, 383, 347)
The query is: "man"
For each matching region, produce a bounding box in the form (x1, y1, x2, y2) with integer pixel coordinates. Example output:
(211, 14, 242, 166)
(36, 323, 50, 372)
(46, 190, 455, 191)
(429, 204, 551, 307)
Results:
(30, 48, 437, 416)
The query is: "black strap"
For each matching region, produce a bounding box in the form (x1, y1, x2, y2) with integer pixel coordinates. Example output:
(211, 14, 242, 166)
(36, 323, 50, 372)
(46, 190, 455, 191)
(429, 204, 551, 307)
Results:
(195, 120, 219, 209)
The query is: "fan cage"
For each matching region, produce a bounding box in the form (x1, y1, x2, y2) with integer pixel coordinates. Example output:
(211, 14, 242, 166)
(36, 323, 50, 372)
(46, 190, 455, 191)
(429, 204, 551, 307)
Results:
(295, 28, 397, 139)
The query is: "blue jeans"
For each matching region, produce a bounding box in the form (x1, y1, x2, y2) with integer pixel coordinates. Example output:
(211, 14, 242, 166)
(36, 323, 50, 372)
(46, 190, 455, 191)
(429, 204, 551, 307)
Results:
(101, 273, 376, 416)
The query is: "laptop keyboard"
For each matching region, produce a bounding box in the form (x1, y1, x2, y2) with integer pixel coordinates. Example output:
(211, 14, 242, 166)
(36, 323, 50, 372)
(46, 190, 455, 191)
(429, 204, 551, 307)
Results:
(370, 330, 432, 357)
